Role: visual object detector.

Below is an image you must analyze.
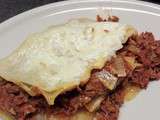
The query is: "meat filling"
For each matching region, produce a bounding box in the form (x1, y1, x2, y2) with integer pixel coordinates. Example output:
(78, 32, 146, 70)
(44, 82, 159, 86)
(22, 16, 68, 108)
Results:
(0, 32, 160, 120)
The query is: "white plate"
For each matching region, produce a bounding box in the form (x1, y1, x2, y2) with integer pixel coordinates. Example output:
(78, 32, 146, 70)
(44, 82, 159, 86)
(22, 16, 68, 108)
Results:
(0, 0, 160, 120)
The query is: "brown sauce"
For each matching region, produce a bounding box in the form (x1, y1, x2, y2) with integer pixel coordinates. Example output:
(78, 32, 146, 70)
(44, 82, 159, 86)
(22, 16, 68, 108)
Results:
(0, 31, 160, 120)
(0, 110, 13, 120)
(124, 85, 141, 102)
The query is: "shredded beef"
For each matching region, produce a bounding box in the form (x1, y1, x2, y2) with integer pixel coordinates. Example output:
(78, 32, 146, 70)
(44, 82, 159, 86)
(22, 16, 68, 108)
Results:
(96, 86, 125, 120)
(96, 15, 119, 22)
(0, 32, 160, 120)
(94, 32, 160, 120)
(127, 33, 160, 88)
(0, 80, 47, 120)
(65, 74, 108, 114)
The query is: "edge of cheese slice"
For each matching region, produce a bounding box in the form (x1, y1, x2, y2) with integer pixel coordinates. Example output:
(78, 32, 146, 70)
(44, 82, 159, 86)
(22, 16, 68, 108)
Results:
(0, 19, 137, 104)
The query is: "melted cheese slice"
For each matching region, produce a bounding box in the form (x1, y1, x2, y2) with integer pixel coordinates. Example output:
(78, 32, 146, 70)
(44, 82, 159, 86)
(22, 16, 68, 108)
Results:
(0, 19, 137, 105)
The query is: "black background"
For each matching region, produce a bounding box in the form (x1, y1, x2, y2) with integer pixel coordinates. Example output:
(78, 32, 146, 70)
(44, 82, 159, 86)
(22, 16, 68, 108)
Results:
(0, 0, 159, 23)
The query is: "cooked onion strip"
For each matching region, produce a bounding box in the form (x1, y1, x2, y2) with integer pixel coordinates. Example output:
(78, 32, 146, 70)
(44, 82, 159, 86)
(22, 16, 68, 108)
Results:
(85, 95, 105, 112)
(96, 70, 118, 90)
(113, 56, 126, 77)
(124, 56, 142, 70)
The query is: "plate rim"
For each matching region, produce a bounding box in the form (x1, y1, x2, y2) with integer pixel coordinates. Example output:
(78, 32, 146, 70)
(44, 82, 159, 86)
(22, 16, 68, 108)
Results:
(0, 0, 160, 120)
(0, 0, 160, 28)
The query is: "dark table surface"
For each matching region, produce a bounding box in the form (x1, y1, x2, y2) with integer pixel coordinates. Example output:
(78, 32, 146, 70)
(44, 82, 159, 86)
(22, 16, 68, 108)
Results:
(0, 0, 159, 23)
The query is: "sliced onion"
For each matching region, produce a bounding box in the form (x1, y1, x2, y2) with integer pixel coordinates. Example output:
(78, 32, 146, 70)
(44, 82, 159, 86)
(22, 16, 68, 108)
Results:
(112, 56, 126, 77)
(96, 70, 118, 90)
(128, 45, 140, 54)
(124, 56, 142, 70)
(85, 95, 105, 112)
(71, 110, 94, 120)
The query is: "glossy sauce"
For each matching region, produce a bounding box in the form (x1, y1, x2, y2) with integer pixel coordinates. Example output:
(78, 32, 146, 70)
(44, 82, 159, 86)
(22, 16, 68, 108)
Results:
(0, 110, 13, 120)
(48, 110, 93, 120)
(124, 84, 141, 102)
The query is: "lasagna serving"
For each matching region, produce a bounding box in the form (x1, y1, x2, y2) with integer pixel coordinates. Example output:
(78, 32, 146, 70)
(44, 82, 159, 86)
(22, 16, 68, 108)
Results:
(0, 16, 159, 120)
